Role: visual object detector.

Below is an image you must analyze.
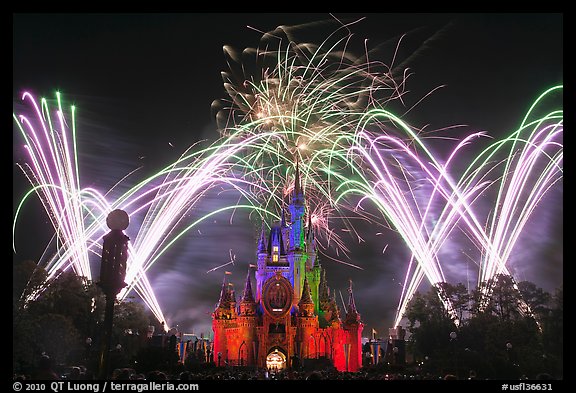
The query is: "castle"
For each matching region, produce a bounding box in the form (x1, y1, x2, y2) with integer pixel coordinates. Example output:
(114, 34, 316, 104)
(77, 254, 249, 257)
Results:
(211, 162, 363, 371)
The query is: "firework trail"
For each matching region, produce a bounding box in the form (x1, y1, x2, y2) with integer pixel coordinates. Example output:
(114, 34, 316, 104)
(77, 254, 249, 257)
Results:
(386, 86, 563, 326)
(460, 85, 563, 309)
(331, 111, 491, 326)
(126, 17, 460, 326)
(210, 17, 446, 264)
(105, 17, 449, 322)
(15, 19, 560, 332)
(12, 92, 167, 324)
(13, 92, 98, 281)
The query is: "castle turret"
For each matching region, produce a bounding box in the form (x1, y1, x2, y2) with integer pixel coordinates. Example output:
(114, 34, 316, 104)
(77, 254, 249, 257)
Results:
(212, 276, 237, 363)
(239, 269, 255, 312)
(305, 213, 321, 312)
(343, 280, 363, 371)
(288, 159, 307, 304)
(298, 277, 315, 317)
(257, 221, 267, 254)
(238, 269, 257, 366)
(318, 268, 331, 315)
(345, 279, 360, 323)
(289, 158, 305, 251)
(327, 291, 341, 327)
(306, 212, 317, 267)
(297, 277, 318, 360)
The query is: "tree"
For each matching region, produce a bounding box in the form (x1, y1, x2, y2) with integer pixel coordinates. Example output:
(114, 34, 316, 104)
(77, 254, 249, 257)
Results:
(540, 286, 562, 378)
(517, 281, 551, 321)
(13, 259, 48, 309)
(113, 301, 150, 339)
(403, 286, 456, 367)
(26, 269, 104, 341)
(404, 276, 560, 379)
(13, 265, 105, 374)
(480, 274, 523, 322)
(435, 282, 470, 324)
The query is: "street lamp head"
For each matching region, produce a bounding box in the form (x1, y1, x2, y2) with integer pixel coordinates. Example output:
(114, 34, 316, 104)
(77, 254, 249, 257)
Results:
(86, 337, 92, 345)
(506, 342, 512, 350)
(450, 331, 457, 340)
(106, 209, 129, 230)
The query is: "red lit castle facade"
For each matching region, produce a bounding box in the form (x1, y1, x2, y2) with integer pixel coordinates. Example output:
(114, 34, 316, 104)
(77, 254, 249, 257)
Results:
(212, 163, 363, 371)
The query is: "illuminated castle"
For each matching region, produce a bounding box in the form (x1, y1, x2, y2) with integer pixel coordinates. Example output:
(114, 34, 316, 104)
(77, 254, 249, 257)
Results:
(212, 162, 363, 371)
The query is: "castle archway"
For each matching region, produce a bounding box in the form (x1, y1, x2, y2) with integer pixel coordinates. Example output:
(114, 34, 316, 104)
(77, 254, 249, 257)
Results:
(266, 347, 287, 372)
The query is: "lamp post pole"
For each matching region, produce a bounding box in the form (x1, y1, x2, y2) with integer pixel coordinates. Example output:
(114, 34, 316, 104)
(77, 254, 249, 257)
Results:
(97, 210, 129, 380)
(85, 337, 92, 365)
(449, 331, 458, 378)
(506, 342, 514, 378)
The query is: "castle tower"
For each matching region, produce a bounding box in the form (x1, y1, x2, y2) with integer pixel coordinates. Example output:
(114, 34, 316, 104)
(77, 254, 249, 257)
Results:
(256, 220, 289, 301)
(328, 291, 341, 327)
(305, 214, 321, 312)
(256, 221, 267, 301)
(306, 212, 317, 268)
(288, 158, 307, 304)
(297, 277, 318, 360)
(343, 280, 364, 372)
(212, 276, 237, 364)
(237, 269, 258, 366)
(317, 268, 331, 322)
(289, 157, 305, 251)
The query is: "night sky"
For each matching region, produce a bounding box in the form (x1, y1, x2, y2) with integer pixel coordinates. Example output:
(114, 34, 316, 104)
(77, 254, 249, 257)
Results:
(13, 13, 563, 336)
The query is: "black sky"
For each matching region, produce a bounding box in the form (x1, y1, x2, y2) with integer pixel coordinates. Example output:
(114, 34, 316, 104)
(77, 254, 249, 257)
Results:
(13, 13, 563, 335)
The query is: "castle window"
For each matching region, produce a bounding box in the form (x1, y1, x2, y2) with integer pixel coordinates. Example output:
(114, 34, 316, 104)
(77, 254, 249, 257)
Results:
(272, 245, 279, 262)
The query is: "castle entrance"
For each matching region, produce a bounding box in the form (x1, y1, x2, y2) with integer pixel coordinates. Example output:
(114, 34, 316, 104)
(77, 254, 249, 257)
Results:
(266, 348, 286, 372)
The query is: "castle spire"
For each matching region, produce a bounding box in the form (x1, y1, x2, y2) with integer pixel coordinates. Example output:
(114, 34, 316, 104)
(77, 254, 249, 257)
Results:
(330, 291, 341, 320)
(241, 269, 255, 303)
(299, 276, 314, 306)
(294, 155, 301, 197)
(289, 157, 305, 251)
(307, 211, 317, 254)
(345, 279, 361, 323)
(281, 205, 286, 228)
(347, 279, 357, 313)
(257, 220, 267, 253)
(216, 275, 228, 308)
(228, 283, 236, 305)
(319, 268, 330, 309)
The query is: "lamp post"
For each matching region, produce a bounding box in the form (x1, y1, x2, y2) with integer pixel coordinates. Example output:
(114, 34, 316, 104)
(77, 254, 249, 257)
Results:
(449, 331, 458, 378)
(506, 342, 514, 377)
(392, 346, 399, 365)
(97, 210, 129, 379)
(85, 337, 92, 365)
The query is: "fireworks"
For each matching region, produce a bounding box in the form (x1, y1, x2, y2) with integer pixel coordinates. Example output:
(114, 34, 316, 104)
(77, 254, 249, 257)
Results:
(13, 18, 562, 331)
(13, 92, 167, 326)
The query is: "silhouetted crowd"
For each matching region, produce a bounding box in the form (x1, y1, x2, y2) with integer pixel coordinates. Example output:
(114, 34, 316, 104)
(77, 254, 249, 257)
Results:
(13, 354, 557, 381)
